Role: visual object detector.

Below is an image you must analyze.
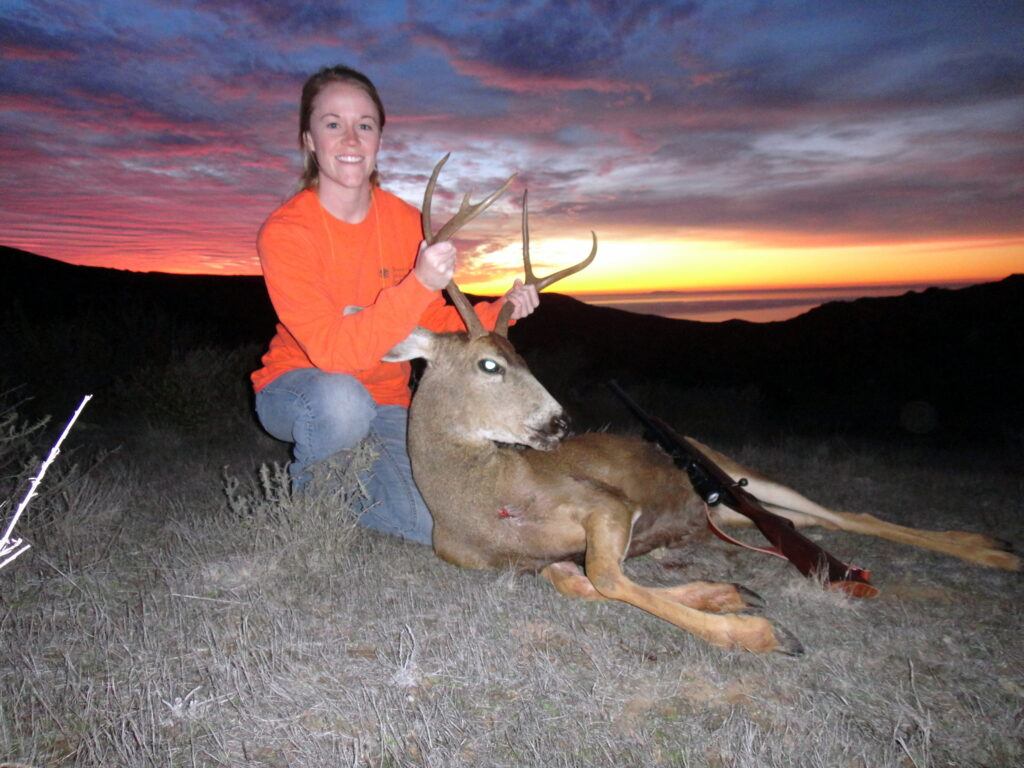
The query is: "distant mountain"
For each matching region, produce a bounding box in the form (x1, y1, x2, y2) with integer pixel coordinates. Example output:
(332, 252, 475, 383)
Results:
(0, 246, 277, 346)
(3, 246, 1022, 445)
(0, 246, 278, 416)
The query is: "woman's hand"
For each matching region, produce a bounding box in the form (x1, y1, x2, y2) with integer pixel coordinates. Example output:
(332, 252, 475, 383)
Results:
(413, 240, 457, 291)
(503, 279, 540, 321)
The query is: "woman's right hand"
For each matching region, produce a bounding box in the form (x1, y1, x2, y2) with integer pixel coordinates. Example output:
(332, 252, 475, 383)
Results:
(413, 240, 457, 291)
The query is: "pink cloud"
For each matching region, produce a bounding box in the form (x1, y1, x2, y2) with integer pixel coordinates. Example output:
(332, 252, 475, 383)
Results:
(2, 44, 77, 62)
(451, 57, 652, 99)
(413, 31, 651, 99)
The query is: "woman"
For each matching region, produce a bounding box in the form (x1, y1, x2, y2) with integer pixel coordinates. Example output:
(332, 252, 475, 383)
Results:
(252, 65, 538, 545)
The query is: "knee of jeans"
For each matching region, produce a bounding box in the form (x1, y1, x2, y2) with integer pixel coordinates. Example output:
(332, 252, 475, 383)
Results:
(309, 374, 376, 448)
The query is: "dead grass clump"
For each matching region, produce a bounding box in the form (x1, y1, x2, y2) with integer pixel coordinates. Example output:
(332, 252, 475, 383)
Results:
(221, 443, 373, 561)
(0, 396, 49, 469)
(1, 396, 125, 578)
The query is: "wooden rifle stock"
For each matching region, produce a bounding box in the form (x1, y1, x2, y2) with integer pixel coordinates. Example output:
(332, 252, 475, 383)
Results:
(608, 381, 878, 598)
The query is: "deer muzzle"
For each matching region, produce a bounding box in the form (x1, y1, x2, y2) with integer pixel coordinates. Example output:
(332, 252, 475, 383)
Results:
(532, 413, 571, 451)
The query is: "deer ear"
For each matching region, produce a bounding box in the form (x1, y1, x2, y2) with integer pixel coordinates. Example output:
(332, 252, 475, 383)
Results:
(383, 327, 437, 362)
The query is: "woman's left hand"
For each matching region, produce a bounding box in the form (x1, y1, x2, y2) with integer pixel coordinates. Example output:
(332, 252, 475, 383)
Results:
(503, 279, 540, 321)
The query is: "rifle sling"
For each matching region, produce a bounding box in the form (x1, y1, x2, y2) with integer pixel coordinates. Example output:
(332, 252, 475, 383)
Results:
(704, 502, 788, 560)
(607, 381, 878, 598)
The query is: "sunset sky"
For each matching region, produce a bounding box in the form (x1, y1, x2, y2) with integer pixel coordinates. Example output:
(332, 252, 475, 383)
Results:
(1, 1, 1022, 297)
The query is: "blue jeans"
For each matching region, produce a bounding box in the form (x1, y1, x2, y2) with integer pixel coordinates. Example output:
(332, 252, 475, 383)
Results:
(254, 368, 433, 545)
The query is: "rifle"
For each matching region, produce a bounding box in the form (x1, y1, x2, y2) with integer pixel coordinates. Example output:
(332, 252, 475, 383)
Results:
(608, 380, 878, 598)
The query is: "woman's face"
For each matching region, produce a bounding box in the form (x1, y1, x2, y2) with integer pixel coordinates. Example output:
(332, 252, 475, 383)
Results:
(303, 82, 382, 197)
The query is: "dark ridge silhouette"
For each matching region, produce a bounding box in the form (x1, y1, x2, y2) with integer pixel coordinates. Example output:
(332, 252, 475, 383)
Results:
(509, 277, 1024, 444)
(0, 246, 277, 417)
(3, 245, 1022, 445)
(0, 246, 277, 345)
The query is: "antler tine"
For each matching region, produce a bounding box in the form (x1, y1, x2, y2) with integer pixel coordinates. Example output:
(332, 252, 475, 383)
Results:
(495, 191, 598, 337)
(432, 177, 516, 244)
(422, 154, 517, 246)
(521, 189, 536, 284)
(521, 189, 598, 290)
(533, 231, 598, 291)
(421, 154, 516, 338)
(420, 153, 450, 246)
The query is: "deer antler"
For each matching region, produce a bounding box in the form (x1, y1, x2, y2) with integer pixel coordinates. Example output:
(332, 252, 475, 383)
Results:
(494, 190, 598, 337)
(422, 154, 516, 338)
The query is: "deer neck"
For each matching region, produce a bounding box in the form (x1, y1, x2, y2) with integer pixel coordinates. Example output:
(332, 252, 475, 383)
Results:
(407, 386, 504, 470)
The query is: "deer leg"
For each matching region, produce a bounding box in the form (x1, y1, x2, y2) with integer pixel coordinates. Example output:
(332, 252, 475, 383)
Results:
(582, 505, 803, 655)
(541, 561, 764, 614)
(708, 475, 1020, 572)
(653, 582, 766, 614)
(541, 561, 602, 600)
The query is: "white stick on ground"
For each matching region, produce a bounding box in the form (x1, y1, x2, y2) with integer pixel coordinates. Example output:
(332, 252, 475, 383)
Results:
(0, 395, 93, 572)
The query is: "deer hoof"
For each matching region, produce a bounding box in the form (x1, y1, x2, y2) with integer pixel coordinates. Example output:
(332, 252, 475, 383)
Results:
(983, 548, 1021, 571)
(728, 615, 803, 655)
(733, 584, 766, 614)
(770, 621, 805, 657)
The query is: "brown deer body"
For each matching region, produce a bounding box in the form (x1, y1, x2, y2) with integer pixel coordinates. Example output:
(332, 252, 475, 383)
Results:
(383, 158, 1020, 655)
(410, 386, 708, 573)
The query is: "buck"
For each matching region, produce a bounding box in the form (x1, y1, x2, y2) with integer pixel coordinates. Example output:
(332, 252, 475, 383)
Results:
(382, 157, 1020, 655)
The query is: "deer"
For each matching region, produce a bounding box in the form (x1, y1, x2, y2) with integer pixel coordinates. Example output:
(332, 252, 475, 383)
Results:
(382, 157, 1021, 655)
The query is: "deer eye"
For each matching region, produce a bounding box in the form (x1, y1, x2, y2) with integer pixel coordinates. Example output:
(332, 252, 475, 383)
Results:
(478, 358, 505, 375)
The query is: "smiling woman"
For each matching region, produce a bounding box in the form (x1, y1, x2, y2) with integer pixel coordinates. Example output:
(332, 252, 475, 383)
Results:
(251, 64, 539, 547)
(298, 67, 386, 220)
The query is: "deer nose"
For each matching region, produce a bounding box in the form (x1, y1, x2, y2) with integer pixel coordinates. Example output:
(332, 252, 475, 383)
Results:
(550, 413, 571, 439)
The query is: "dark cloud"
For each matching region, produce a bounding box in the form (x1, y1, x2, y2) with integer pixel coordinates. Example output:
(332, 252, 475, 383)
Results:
(457, 4, 624, 77)
(408, 0, 697, 83)
(182, 0, 354, 34)
(0, 17, 76, 58)
(554, 170, 1023, 240)
(683, 2, 1024, 111)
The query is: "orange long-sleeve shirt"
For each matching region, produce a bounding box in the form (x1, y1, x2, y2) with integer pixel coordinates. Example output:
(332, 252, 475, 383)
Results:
(252, 186, 505, 406)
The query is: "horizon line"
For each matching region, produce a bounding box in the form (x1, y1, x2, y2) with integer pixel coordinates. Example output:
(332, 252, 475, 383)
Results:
(3, 245, 1015, 297)
(569, 277, 1006, 298)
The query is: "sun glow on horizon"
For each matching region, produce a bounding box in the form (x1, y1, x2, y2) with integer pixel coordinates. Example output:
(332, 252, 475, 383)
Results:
(13, 231, 1021, 296)
(457, 233, 1024, 295)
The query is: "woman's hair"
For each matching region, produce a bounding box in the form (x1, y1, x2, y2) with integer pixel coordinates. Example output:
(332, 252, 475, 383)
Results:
(298, 65, 386, 190)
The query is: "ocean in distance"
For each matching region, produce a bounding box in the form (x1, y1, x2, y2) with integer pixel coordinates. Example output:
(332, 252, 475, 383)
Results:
(573, 282, 975, 323)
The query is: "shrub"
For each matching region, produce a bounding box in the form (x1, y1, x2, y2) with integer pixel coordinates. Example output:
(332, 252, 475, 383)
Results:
(221, 442, 376, 566)
(112, 344, 261, 430)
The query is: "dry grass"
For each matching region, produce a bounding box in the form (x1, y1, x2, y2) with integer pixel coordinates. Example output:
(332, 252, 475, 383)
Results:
(2, 377, 1022, 767)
